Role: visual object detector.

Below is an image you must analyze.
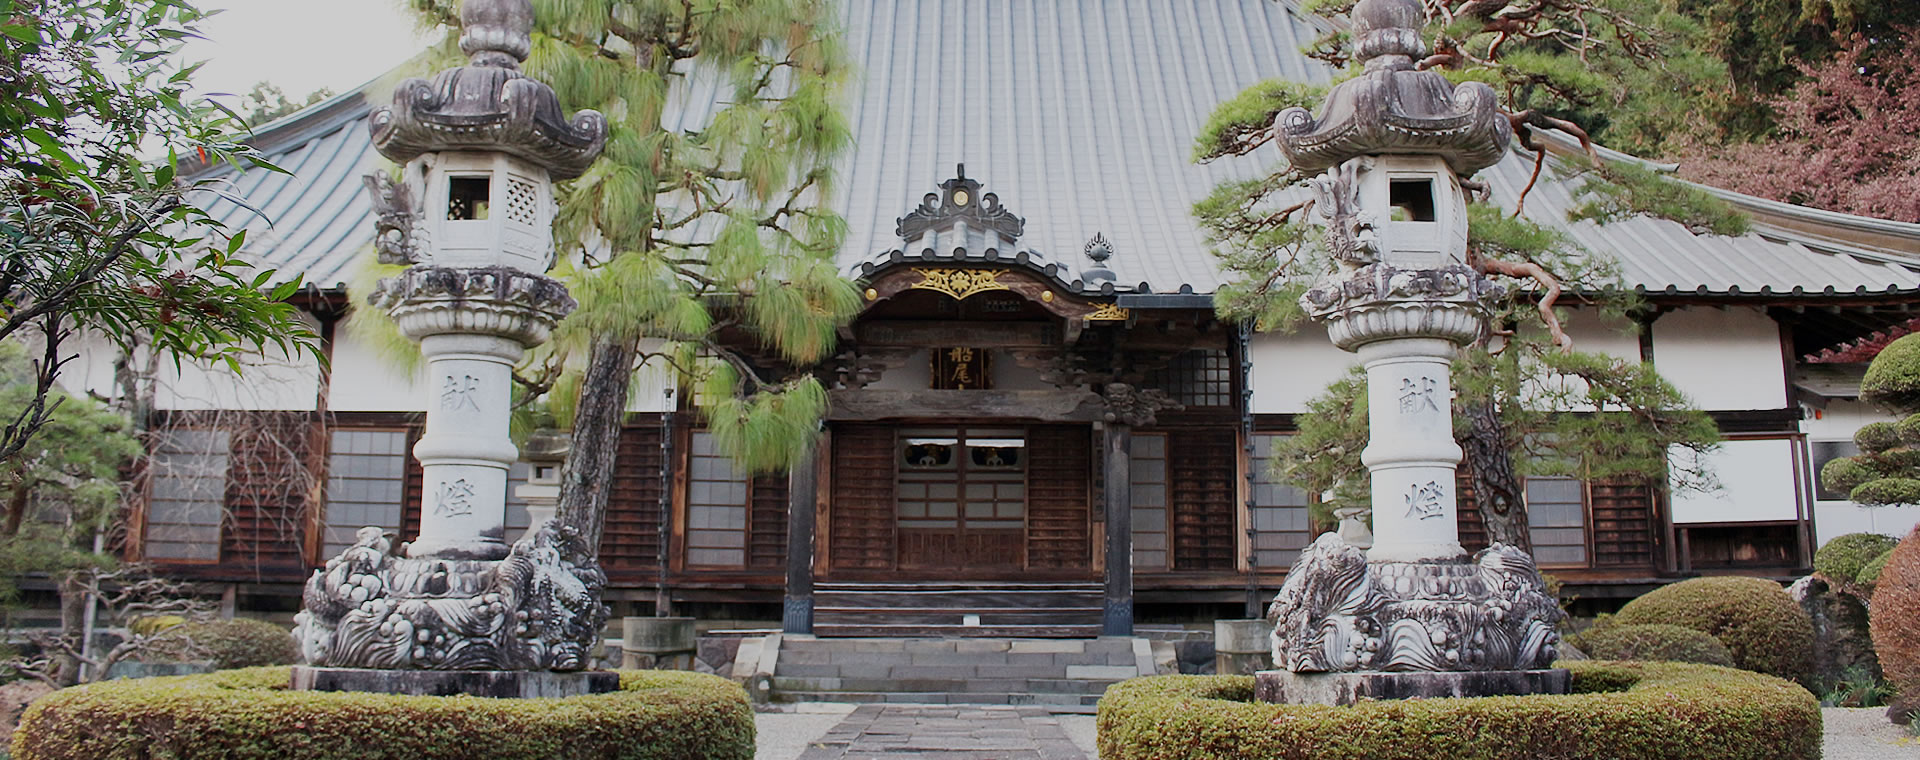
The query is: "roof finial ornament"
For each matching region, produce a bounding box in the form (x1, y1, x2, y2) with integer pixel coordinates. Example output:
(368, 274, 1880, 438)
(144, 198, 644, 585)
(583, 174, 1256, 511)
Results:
(1083, 232, 1116, 285)
(459, 0, 534, 70)
(1351, 0, 1428, 70)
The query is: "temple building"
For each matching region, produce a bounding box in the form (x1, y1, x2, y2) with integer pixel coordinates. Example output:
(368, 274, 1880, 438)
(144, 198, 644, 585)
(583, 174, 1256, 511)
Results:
(59, 0, 1920, 630)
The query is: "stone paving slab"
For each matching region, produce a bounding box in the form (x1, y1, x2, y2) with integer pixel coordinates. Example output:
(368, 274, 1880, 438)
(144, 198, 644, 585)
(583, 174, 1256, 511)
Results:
(792, 704, 1088, 760)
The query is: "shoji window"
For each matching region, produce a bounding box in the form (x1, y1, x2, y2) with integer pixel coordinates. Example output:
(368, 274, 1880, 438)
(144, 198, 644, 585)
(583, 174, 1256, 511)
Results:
(145, 429, 231, 561)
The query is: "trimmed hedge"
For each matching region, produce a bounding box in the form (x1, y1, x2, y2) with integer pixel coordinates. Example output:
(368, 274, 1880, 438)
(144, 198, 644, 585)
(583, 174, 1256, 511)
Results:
(146, 618, 300, 669)
(1566, 623, 1735, 667)
(1614, 576, 1815, 685)
(1816, 533, 1901, 586)
(12, 668, 753, 760)
(1861, 548, 1896, 588)
(1096, 661, 1820, 760)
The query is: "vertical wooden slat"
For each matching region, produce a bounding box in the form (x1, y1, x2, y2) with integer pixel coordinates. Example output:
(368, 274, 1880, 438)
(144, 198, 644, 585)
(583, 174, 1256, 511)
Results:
(601, 416, 666, 584)
(828, 424, 895, 571)
(1589, 479, 1656, 568)
(1026, 424, 1092, 570)
(1455, 468, 1490, 554)
(748, 473, 789, 569)
(1168, 427, 1237, 571)
(220, 412, 310, 570)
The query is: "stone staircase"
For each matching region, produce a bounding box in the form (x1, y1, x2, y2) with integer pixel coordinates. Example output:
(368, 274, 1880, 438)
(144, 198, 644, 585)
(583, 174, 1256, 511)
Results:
(737, 635, 1172, 707)
(811, 582, 1103, 638)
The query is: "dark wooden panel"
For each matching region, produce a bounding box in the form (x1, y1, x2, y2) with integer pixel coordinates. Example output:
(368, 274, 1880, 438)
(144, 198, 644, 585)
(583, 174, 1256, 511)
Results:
(1026, 424, 1092, 571)
(828, 424, 896, 571)
(1168, 427, 1237, 571)
(748, 473, 788, 570)
(602, 417, 667, 583)
(1590, 479, 1656, 568)
(826, 389, 1104, 422)
(897, 529, 1023, 570)
(220, 412, 313, 575)
(1456, 469, 1490, 554)
(400, 427, 424, 545)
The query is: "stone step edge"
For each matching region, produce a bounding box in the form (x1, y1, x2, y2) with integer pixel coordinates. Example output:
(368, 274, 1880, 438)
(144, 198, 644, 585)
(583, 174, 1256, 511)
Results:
(770, 690, 1104, 707)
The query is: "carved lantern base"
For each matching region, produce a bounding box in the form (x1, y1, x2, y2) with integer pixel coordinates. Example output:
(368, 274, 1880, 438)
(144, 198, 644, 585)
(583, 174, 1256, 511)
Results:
(290, 522, 610, 692)
(1262, 533, 1566, 704)
(1255, 667, 1569, 706)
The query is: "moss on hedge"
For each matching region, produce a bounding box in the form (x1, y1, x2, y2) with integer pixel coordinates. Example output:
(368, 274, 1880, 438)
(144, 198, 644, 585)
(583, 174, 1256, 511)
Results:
(1816, 533, 1902, 586)
(1566, 623, 1735, 667)
(12, 668, 753, 760)
(1095, 661, 1820, 760)
(1614, 576, 1815, 685)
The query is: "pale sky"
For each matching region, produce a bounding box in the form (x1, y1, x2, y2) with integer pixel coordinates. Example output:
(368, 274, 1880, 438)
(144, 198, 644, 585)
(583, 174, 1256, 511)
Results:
(184, 0, 436, 103)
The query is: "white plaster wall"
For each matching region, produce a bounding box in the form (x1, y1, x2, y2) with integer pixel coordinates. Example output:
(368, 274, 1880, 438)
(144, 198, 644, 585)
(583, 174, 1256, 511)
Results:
(49, 330, 125, 403)
(1516, 310, 1643, 410)
(327, 320, 426, 412)
(1650, 307, 1786, 410)
(865, 348, 933, 391)
(1668, 438, 1801, 523)
(155, 312, 323, 411)
(1803, 398, 1919, 542)
(1248, 330, 1358, 414)
(625, 352, 678, 412)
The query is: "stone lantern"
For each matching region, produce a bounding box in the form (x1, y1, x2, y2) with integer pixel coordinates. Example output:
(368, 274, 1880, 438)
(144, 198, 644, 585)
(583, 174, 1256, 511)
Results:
(1257, 0, 1565, 705)
(292, 0, 613, 697)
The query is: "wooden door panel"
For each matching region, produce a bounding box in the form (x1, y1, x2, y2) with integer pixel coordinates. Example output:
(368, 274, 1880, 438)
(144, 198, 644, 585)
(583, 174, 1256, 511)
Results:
(829, 424, 897, 571)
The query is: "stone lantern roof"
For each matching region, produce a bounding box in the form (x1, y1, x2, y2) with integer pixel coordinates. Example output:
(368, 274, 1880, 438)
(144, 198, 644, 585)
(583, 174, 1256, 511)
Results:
(369, 0, 608, 179)
(1273, 0, 1511, 176)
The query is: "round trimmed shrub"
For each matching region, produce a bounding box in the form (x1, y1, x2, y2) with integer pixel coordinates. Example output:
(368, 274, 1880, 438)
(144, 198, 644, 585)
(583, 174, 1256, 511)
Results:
(1861, 548, 1895, 589)
(158, 618, 299, 669)
(12, 668, 753, 760)
(1823, 457, 1875, 493)
(1871, 529, 1920, 722)
(1854, 478, 1920, 506)
(1816, 533, 1901, 586)
(1095, 661, 1819, 760)
(1857, 422, 1904, 454)
(1614, 576, 1815, 685)
(1862, 333, 1920, 410)
(1568, 623, 1735, 667)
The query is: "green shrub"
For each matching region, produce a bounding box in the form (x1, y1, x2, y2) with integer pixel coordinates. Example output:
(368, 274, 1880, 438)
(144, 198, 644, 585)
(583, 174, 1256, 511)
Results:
(12, 668, 753, 760)
(1862, 333, 1920, 410)
(1854, 478, 1920, 507)
(1823, 457, 1876, 493)
(1816, 533, 1902, 586)
(1566, 623, 1735, 667)
(1858, 422, 1904, 454)
(1613, 576, 1815, 685)
(1862, 549, 1896, 588)
(146, 619, 299, 669)
(1095, 661, 1819, 760)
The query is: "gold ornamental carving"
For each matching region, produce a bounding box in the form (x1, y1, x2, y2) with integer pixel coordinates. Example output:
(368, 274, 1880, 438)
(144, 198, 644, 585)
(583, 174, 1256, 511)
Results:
(1087, 303, 1131, 321)
(910, 268, 1010, 301)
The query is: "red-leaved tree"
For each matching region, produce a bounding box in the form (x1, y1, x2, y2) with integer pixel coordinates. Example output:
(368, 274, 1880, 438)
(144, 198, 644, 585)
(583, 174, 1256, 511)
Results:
(1679, 28, 1920, 222)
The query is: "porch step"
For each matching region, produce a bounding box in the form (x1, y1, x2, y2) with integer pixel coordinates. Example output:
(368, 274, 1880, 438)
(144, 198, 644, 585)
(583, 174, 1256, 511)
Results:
(760, 635, 1158, 706)
(813, 582, 1102, 639)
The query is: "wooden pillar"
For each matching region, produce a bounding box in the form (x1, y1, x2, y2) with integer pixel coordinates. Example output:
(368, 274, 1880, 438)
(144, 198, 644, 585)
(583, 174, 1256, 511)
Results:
(783, 442, 819, 634)
(1102, 424, 1133, 636)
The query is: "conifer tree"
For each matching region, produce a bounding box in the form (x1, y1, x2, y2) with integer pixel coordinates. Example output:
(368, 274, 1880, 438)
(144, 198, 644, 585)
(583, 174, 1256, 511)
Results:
(401, 0, 857, 549)
(1200, 3, 1728, 548)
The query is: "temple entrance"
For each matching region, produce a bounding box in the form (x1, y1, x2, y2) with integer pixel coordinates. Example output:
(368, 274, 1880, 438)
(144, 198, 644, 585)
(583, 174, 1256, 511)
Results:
(826, 423, 1093, 581)
(895, 427, 1028, 572)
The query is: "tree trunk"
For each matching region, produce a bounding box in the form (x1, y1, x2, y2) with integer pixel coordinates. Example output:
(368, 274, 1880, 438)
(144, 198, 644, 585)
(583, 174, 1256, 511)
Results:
(54, 571, 89, 686)
(1458, 397, 1531, 553)
(556, 336, 639, 553)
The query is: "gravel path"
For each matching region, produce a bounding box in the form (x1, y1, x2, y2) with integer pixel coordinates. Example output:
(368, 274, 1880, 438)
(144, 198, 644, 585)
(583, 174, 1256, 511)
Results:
(1823, 707, 1920, 760)
(764, 704, 1916, 759)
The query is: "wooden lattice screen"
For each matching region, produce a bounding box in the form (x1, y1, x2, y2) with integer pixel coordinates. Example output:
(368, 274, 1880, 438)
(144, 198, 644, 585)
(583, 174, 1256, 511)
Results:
(1588, 479, 1657, 568)
(828, 424, 896, 571)
(600, 416, 668, 583)
(1025, 424, 1092, 570)
(221, 412, 313, 571)
(1168, 427, 1238, 571)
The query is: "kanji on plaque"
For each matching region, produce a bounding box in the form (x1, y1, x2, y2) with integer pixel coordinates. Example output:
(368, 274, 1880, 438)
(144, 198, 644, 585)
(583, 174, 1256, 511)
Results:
(931, 346, 991, 390)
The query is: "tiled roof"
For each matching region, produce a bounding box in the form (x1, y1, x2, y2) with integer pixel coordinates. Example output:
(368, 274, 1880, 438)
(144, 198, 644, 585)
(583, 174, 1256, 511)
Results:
(196, 0, 1920, 300)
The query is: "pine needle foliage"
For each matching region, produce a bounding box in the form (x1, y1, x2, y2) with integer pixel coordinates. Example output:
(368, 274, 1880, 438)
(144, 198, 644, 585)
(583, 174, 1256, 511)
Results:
(399, 0, 858, 479)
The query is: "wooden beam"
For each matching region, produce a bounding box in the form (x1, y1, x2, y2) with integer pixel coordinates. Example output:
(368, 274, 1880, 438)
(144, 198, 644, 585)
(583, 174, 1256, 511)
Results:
(827, 389, 1105, 422)
(855, 320, 1060, 348)
(1102, 424, 1134, 636)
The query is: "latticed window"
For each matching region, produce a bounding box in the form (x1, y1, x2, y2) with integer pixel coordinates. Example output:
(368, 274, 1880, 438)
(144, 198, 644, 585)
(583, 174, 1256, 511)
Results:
(1144, 349, 1233, 408)
(1129, 433, 1170, 571)
(1525, 476, 1588, 566)
(145, 429, 231, 561)
(322, 429, 407, 556)
(1250, 434, 1313, 568)
(687, 431, 750, 567)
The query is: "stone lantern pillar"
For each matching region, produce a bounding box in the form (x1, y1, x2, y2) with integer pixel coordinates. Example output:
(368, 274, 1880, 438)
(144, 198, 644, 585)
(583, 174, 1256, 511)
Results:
(291, 0, 613, 697)
(1256, 0, 1565, 705)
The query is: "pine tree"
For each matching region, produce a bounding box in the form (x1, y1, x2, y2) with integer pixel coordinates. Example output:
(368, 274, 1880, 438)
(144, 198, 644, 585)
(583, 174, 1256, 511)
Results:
(400, 0, 857, 549)
(1823, 333, 1920, 506)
